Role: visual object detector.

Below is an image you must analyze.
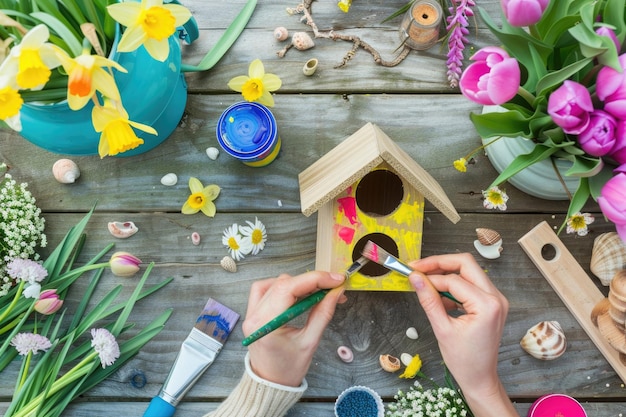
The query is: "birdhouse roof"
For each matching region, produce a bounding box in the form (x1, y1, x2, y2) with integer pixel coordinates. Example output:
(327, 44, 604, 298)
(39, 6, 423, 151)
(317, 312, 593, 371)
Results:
(298, 122, 460, 223)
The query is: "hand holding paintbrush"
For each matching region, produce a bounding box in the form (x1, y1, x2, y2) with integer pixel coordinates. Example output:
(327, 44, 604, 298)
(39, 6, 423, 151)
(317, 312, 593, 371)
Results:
(361, 240, 461, 304)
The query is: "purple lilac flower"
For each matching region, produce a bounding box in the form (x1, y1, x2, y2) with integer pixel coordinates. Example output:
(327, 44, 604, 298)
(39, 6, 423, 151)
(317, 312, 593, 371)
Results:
(446, 0, 475, 88)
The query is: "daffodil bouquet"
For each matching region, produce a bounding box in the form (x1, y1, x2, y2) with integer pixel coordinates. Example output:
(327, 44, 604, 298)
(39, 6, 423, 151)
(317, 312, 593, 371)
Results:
(0, 0, 256, 157)
(456, 0, 626, 241)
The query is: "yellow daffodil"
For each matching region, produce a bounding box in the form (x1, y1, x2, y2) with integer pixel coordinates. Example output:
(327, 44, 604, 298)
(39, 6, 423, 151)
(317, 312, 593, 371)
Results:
(107, 0, 192, 62)
(337, 0, 352, 12)
(182, 177, 220, 217)
(56, 49, 127, 111)
(399, 354, 423, 379)
(0, 24, 61, 90)
(91, 99, 157, 158)
(0, 79, 24, 131)
(227, 59, 282, 107)
(453, 157, 467, 173)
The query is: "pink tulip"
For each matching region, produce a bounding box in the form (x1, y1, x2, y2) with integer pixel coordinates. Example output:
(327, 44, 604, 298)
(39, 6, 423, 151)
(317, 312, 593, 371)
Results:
(612, 120, 626, 164)
(501, 0, 549, 27)
(547, 80, 593, 134)
(459, 46, 520, 105)
(596, 27, 621, 54)
(598, 173, 626, 242)
(34, 289, 63, 315)
(109, 251, 141, 277)
(597, 54, 626, 119)
(578, 110, 617, 157)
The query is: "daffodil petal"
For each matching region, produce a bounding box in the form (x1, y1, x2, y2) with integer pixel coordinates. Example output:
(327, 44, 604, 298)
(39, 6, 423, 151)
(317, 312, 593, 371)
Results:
(182, 202, 199, 214)
(166, 4, 193, 26)
(248, 59, 265, 79)
(128, 120, 158, 135)
(107, 3, 143, 27)
(227, 75, 248, 92)
(189, 177, 203, 193)
(92, 69, 121, 101)
(200, 202, 216, 217)
(68, 92, 93, 111)
(93, 56, 127, 73)
(262, 73, 282, 91)
(21, 25, 49, 48)
(143, 38, 170, 62)
(116, 25, 148, 53)
(202, 184, 221, 200)
(256, 91, 275, 107)
(98, 134, 110, 158)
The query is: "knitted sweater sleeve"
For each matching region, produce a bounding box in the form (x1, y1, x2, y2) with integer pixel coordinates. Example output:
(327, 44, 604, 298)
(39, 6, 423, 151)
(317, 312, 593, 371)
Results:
(203, 353, 307, 417)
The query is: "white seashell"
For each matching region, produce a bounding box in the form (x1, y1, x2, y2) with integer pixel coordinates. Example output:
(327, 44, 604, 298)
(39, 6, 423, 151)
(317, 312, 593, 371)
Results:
(206, 147, 220, 160)
(191, 232, 201, 246)
(160, 173, 178, 186)
(379, 354, 401, 372)
(590, 232, 626, 286)
(52, 159, 80, 184)
(292, 32, 314, 51)
(302, 58, 318, 76)
(337, 345, 354, 363)
(520, 321, 567, 360)
(400, 353, 413, 367)
(405, 327, 418, 340)
(474, 228, 503, 259)
(220, 256, 237, 273)
(274, 26, 289, 41)
(108, 221, 138, 239)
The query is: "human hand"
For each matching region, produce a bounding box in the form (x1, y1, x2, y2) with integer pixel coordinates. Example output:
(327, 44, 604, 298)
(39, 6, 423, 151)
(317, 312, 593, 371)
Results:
(242, 271, 346, 387)
(409, 253, 516, 417)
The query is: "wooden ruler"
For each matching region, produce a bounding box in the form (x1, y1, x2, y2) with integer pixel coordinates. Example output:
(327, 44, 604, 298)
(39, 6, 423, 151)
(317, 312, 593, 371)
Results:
(518, 221, 626, 384)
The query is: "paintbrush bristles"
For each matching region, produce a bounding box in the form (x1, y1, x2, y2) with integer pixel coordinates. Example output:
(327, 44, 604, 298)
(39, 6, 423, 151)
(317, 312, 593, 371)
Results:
(194, 298, 240, 345)
(362, 240, 393, 265)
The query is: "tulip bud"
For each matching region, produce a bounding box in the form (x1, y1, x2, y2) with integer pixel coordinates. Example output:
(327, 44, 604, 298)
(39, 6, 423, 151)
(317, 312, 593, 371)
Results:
(35, 289, 63, 315)
(598, 173, 626, 242)
(501, 0, 549, 27)
(109, 251, 142, 277)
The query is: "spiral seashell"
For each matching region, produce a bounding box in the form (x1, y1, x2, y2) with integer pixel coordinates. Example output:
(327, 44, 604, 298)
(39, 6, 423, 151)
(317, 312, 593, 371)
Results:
(52, 159, 80, 184)
(400, 353, 413, 367)
(337, 346, 354, 363)
(191, 232, 201, 246)
(274, 26, 289, 41)
(292, 32, 314, 51)
(220, 256, 237, 273)
(405, 327, 418, 340)
(476, 228, 501, 246)
(379, 354, 401, 372)
(591, 232, 626, 286)
(108, 221, 138, 239)
(520, 321, 567, 360)
(160, 173, 178, 186)
(206, 147, 220, 160)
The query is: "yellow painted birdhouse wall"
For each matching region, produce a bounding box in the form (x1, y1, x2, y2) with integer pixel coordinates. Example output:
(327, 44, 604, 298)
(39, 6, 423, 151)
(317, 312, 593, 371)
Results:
(298, 123, 460, 291)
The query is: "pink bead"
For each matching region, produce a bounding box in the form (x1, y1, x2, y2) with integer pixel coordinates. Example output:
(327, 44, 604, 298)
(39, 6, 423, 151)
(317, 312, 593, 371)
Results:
(337, 345, 354, 363)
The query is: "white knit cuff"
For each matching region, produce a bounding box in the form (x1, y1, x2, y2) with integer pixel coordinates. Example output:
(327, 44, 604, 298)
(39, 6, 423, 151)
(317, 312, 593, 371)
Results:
(244, 352, 308, 393)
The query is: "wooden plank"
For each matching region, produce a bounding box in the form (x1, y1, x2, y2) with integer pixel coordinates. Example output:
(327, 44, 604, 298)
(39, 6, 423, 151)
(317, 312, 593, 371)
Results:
(518, 222, 626, 385)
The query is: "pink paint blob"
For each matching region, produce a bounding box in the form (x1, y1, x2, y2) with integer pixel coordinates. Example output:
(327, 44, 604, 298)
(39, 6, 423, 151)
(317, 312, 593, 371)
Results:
(337, 196, 358, 225)
(338, 227, 355, 244)
(365, 242, 379, 262)
(527, 394, 586, 417)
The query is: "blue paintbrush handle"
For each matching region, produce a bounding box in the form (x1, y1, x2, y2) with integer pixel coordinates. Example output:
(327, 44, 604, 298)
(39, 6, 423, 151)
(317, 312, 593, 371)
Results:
(143, 396, 176, 417)
(242, 289, 330, 346)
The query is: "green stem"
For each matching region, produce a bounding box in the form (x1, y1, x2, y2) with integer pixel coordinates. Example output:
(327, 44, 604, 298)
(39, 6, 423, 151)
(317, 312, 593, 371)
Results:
(0, 280, 26, 324)
(529, 24, 540, 39)
(517, 87, 536, 107)
(0, 314, 25, 335)
(18, 352, 32, 390)
(55, 262, 110, 281)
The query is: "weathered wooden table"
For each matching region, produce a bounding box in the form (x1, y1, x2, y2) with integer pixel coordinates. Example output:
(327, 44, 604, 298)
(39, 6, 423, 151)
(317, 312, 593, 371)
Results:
(2, 0, 625, 415)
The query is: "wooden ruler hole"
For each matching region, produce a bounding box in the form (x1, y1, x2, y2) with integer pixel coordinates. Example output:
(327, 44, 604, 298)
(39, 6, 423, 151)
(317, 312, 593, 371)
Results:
(541, 243, 558, 261)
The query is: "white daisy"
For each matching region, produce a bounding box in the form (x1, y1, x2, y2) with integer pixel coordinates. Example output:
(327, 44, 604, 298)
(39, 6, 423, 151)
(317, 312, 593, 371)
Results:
(222, 223, 252, 261)
(239, 217, 267, 255)
(566, 212, 595, 236)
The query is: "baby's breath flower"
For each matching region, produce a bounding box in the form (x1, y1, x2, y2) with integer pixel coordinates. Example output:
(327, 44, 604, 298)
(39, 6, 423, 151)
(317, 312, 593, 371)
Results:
(482, 186, 509, 211)
(91, 328, 120, 368)
(566, 212, 595, 236)
(11, 332, 52, 356)
(385, 384, 471, 417)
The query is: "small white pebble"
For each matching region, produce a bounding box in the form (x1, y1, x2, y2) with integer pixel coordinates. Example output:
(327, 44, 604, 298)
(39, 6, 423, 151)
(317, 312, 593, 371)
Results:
(606, 383, 610, 387)
(160, 173, 178, 186)
(206, 147, 220, 160)
(587, 376, 591, 379)
(277, 200, 282, 207)
(400, 353, 413, 367)
(405, 327, 418, 340)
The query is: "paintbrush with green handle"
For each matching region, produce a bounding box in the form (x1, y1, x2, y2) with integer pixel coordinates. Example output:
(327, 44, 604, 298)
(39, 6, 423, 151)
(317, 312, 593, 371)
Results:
(241, 257, 368, 346)
(361, 240, 461, 304)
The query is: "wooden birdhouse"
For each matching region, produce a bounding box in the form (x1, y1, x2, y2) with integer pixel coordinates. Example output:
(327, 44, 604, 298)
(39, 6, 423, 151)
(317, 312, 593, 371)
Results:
(298, 123, 460, 291)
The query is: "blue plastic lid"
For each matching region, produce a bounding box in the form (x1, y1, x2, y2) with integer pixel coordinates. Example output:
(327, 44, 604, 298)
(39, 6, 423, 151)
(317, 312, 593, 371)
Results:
(216, 102, 277, 158)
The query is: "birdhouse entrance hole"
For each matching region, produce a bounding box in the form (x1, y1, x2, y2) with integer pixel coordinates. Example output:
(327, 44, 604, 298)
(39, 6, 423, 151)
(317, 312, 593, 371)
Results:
(352, 233, 399, 277)
(355, 169, 404, 216)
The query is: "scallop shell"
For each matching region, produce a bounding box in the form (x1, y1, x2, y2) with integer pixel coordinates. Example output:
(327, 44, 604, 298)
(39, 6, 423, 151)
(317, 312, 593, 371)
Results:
(405, 327, 418, 340)
(220, 256, 237, 273)
(274, 26, 289, 41)
(379, 354, 401, 372)
(191, 232, 201, 246)
(108, 221, 138, 239)
(591, 232, 626, 286)
(476, 228, 501, 246)
(610, 270, 626, 304)
(337, 345, 354, 363)
(520, 321, 567, 360)
(52, 159, 80, 184)
(206, 147, 220, 160)
(292, 32, 314, 51)
(160, 173, 178, 186)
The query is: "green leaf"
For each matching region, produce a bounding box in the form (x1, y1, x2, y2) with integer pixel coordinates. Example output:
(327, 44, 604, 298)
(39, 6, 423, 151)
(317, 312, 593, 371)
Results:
(589, 164, 615, 199)
(182, 0, 257, 72)
(469, 109, 534, 139)
(490, 145, 560, 187)
(557, 177, 589, 234)
(535, 57, 593, 97)
(30, 12, 82, 56)
(564, 155, 603, 177)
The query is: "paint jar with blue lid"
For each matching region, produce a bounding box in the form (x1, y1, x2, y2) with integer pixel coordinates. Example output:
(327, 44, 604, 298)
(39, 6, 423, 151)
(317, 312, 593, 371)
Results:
(216, 102, 281, 167)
